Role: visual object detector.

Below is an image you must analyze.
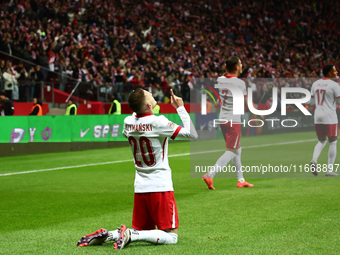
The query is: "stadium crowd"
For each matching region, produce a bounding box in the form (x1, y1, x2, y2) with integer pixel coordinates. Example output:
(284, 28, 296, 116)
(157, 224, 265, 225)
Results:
(0, 0, 338, 103)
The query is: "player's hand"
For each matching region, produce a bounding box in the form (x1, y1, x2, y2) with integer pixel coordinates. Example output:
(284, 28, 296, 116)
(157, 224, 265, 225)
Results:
(170, 89, 184, 109)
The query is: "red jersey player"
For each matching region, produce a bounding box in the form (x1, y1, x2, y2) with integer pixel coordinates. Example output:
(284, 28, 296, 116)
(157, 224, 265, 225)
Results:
(77, 89, 197, 250)
(310, 65, 340, 176)
(202, 56, 254, 189)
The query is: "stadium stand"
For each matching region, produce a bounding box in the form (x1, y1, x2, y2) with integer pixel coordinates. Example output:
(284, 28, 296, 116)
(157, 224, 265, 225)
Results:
(0, 0, 339, 106)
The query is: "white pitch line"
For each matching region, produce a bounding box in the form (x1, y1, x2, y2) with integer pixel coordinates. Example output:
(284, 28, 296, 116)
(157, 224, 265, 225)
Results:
(0, 159, 134, 177)
(168, 139, 317, 157)
(0, 139, 316, 177)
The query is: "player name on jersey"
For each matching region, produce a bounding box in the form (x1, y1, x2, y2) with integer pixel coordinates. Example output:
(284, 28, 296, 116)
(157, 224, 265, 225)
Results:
(125, 124, 153, 132)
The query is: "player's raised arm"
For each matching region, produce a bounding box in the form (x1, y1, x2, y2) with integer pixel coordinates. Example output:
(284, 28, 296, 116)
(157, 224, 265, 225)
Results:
(170, 89, 198, 139)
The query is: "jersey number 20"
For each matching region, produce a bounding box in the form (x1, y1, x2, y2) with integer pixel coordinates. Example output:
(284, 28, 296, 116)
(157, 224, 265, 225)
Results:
(128, 136, 156, 167)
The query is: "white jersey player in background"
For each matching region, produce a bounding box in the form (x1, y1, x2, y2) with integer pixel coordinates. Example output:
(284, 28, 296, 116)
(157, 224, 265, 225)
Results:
(77, 88, 197, 250)
(310, 65, 340, 176)
(203, 56, 254, 189)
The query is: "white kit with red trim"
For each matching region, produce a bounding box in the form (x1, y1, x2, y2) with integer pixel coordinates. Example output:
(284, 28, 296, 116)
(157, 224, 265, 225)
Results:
(311, 77, 340, 124)
(217, 75, 247, 123)
(123, 106, 197, 193)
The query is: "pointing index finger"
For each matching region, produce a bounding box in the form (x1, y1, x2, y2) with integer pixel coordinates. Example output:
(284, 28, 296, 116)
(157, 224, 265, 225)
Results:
(170, 89, 175, 98)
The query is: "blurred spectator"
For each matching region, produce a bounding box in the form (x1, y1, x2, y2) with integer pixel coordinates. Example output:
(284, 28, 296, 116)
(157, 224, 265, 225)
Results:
(73, 62, 83, 82)
(0, 90, 14, 116)
(28, 65, 44, 100)
(180, 76, 190, 103)
(38, 50, 48, 81)
(65, 99, 77, 115)
(108, 93, 121, 115)
(58, 56, 68, 92)
(152, 84, 164, 103)
(3, 61, 20, 100)
(29, 98, 43, 116)
(114, 66, 125, 102)
(154, 104, 160, 114)
(61, 65, 74, 92)
(0, 59, 6, 91)
(16, 62, 28, 101)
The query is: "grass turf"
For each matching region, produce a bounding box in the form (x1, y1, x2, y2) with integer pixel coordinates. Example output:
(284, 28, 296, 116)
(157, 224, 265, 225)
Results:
(0, 131, 339, 254)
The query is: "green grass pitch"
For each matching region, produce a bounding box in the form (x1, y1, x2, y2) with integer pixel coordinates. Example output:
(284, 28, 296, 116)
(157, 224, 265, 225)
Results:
(0, 131, 339, 254)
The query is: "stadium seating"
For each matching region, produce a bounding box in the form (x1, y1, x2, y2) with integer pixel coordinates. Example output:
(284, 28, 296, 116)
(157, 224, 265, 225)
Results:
(0, 0, 338, 106)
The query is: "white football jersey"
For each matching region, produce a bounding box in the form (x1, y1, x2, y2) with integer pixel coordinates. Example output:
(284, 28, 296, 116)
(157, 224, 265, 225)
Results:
(217, 75, 247, 123)
(123, 106, 197, 193)
(311, 78, 340, 124)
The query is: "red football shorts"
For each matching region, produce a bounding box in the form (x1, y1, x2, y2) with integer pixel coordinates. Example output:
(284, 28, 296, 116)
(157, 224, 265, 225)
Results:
(315, 124, 339, 138)
(132, 191, 179, 230)
(220, 123, 241, 149)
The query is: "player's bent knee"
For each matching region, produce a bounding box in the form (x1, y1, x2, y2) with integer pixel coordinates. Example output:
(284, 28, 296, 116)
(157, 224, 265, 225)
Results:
(318, 140, 327, 144)
(163, 228, 178, 234)
(227, 147, 237, 154)
(329, 136, 337, 143)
